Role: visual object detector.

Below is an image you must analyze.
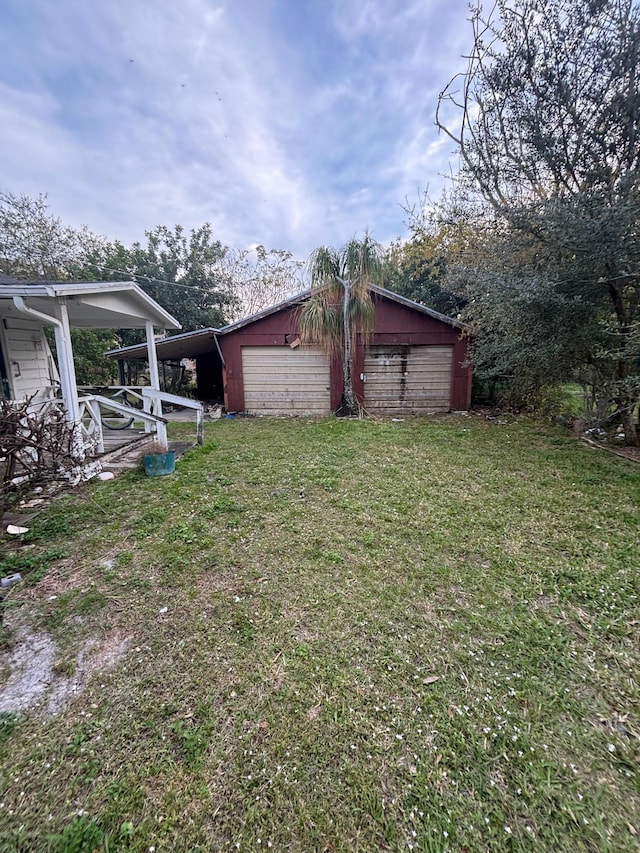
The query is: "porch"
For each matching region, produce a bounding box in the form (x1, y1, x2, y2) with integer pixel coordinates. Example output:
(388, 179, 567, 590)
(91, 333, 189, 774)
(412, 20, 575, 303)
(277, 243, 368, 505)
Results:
(81, 393, 205, 470)
(1, 278, 207, 493)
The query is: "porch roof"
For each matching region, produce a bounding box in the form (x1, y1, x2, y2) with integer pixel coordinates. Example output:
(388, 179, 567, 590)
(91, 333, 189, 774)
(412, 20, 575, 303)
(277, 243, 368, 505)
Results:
(105, 327, 220, 361)
(0, 279, 181, 330)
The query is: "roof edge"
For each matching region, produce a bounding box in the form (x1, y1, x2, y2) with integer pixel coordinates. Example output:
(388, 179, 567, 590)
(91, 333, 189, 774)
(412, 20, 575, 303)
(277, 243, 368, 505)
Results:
(368, 283, 469, 330)
(0, 278, 181, 329)
(105, 326, 220, 357)
(217, 290, 311, 335)
(104, 282, 469, 357)
(217, 283, 469, 334)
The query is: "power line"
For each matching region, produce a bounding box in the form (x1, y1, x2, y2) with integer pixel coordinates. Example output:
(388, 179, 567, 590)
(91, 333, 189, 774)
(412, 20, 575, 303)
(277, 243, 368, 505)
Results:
(84, 261, 225, 295)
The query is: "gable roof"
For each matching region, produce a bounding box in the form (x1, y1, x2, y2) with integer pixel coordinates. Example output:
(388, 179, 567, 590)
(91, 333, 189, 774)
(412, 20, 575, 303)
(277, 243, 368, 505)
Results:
(105, 283, 469, 361)
(217, 283, 469, 335)
(0, 277, 180, 330)
(369, 284, 468, 330)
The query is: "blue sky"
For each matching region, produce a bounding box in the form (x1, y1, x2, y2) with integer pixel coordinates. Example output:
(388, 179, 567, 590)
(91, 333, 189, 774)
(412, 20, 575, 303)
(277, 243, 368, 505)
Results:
(0, 0, 472, 258)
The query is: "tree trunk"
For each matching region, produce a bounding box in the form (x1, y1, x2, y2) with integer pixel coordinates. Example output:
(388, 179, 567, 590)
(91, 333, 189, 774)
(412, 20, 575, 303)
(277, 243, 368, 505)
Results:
(340, 280, 358, 416)
(620, 398, 640, 447)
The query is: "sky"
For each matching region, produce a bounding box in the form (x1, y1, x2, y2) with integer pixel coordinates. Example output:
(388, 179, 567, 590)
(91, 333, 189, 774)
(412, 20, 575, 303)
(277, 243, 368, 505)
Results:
(0, 0, 473, 260)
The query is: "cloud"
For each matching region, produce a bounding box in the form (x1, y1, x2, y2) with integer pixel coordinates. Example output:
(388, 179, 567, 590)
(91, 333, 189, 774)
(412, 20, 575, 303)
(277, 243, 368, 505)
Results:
(0, 0, 474, 257)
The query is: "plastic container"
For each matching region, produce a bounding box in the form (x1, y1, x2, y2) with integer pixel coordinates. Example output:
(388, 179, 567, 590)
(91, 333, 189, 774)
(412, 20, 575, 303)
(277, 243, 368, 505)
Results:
(143, 450, 176, 476)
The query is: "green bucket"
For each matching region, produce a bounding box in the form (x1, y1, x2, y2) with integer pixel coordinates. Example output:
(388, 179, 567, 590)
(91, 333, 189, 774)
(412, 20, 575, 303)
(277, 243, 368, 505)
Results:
(143, 450, 176, 476)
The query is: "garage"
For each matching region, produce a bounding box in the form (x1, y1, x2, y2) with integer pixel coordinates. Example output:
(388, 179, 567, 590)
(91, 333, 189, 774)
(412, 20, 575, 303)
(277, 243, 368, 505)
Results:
(106, 285, 471, 415)
(241, 346, 331, 416)
(364, 345, 453, 414)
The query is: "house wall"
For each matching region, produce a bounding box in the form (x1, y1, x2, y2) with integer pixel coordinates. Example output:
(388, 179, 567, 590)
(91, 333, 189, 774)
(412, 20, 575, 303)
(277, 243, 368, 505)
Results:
(219, 294, 472, 414)
(0, 300, 57, 400)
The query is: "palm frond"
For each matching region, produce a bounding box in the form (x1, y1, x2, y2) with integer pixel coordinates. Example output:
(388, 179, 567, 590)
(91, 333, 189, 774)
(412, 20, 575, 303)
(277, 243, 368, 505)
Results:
(303, 232, 384, 359)
(307, 246, 340, 292)
(298, 296, 342, 357)
(340, 231, 385, 291)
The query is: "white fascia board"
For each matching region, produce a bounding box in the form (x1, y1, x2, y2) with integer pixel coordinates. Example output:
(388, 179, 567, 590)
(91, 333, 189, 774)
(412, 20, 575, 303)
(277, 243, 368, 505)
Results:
(2, 281, 180, 329)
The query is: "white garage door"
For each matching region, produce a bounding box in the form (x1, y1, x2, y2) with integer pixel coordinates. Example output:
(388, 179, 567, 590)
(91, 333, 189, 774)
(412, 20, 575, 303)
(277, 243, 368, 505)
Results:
(241, 346, 331, 416)
(364, 345, 453, 414)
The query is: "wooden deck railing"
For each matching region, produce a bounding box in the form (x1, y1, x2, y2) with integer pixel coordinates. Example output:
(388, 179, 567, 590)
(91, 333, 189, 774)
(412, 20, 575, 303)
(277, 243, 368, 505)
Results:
(77, 394, 169, 454)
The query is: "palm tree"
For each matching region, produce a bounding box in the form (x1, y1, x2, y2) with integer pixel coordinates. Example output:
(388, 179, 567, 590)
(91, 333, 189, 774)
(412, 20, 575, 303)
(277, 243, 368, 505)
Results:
(299, 233, 384, 415)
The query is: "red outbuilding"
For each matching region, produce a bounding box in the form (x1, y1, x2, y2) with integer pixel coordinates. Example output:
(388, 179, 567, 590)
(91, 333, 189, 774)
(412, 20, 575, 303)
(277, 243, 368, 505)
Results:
(108, 285, 472, 416)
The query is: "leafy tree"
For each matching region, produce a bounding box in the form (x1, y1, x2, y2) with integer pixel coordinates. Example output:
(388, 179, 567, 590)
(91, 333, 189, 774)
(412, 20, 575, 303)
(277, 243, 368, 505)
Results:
(0, 195, 236, 378)
(384, 200, 467, 316)
(299, 234, 384, 416)
(71, 225, 239, 348)
(0, 191, 309, 392)
(77, 225, 237, 347)
(0, 192, 103, 280)
(436, 0, 640, 444)
(384, 235, 451, 314)
(221, 245, 304, 322)
(67, 329, 119, 385)
(0, 193, 121, 385)
(128, 224, 236, 331)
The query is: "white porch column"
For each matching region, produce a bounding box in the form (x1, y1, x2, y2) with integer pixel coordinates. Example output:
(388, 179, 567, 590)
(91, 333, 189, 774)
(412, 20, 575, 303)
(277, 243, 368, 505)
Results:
(145, 321, 167, 448)
(53, 300, 81, 424)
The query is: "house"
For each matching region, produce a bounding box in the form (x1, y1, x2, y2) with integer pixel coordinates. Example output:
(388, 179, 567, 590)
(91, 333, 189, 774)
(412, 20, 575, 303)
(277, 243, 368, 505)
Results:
(0, 274, 202, 455)
(0, 272, 58, 401)
(108, 285, 472, 417)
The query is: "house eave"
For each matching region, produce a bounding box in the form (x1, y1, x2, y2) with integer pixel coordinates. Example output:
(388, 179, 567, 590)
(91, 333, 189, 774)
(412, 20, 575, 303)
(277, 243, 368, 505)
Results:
(215, 283, 470, 334)
(0, 280, 181, 330)
(102, 281, 470, 362)
(105, 327, 221, 361)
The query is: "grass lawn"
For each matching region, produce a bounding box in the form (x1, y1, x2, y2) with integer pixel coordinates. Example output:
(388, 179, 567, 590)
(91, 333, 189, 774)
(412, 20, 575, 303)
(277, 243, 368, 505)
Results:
(0, 414, 639, 852)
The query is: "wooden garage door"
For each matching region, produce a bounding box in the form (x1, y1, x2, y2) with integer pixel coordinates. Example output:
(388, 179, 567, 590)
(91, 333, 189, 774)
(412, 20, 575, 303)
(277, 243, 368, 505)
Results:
(364, 345, 453, 414)
(241, 346, 331, 416)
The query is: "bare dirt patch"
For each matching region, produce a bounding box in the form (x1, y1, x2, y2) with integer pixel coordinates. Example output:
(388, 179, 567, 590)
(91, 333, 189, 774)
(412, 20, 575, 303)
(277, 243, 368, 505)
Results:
(0, 625, 56, 714)
(0, 617, 130, 716)
(22, 561, 90, 602)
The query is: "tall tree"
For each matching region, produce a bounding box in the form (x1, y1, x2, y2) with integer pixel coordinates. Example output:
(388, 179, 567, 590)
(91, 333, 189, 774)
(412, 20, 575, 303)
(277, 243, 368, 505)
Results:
(384, 198, 467, 317)
(436, 0, 640, 444)
(129, 224, 237, 332)
(219, 245, 304, 322)
(0, 195, 237, 377)
(299, 233, 384, 416)
(76, 224, 238, 348)
(0, 193, 122, 384)
(0, 191, 104, 280)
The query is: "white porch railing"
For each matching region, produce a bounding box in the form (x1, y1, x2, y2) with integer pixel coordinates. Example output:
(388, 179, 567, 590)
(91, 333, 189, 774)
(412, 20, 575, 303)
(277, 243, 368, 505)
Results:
(29, 387, 204, 457)
(77, 394, 169, 454)
(141, 388, 204, 447)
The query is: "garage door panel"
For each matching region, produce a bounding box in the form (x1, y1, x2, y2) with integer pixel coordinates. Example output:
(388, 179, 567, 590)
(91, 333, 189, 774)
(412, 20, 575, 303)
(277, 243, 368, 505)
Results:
(364, 345, 452, 414)
(241, 346, 331, 416)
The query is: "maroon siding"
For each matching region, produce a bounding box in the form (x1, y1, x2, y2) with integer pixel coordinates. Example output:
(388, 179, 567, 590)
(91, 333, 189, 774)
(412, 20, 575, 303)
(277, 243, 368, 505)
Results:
(219, 294, 472, 413)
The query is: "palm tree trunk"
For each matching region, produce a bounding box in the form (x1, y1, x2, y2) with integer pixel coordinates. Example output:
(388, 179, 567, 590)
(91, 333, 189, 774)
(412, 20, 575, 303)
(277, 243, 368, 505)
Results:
(340, 279, 358, 415)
